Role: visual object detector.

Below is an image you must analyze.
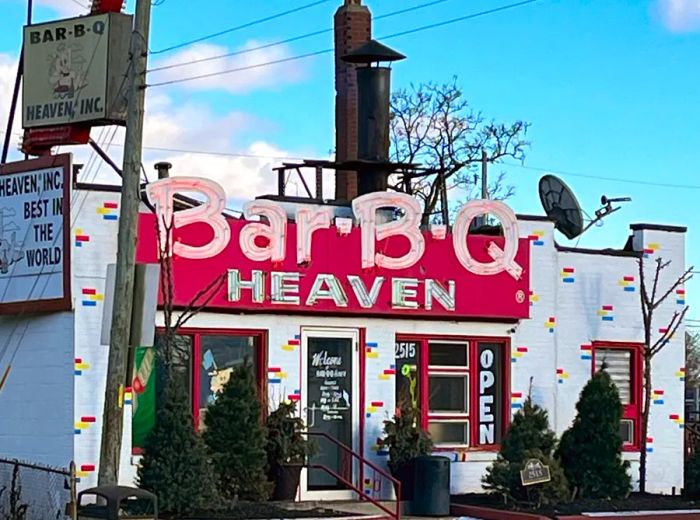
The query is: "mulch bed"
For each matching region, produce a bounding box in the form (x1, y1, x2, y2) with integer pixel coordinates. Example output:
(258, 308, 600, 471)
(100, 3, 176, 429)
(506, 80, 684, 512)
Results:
(175, 502, 348, 519)
(453, 492, 700, 518)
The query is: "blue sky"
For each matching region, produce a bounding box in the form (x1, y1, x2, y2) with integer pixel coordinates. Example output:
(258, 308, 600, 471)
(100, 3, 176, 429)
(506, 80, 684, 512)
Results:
(1, 0, 699, 320)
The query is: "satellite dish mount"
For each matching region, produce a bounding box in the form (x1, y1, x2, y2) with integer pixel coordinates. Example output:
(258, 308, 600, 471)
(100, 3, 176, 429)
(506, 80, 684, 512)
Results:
(538, 175, 630, 240)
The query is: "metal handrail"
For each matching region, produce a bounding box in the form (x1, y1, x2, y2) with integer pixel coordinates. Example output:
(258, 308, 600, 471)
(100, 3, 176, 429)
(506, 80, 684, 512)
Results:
(304, 431, 401, 520)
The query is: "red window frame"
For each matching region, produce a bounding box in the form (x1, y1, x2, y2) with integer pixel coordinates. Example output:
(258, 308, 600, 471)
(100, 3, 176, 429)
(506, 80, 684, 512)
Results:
(155, 327, 268, 430)
(591, 341, 643, 451)
(396, 334, 510, 451)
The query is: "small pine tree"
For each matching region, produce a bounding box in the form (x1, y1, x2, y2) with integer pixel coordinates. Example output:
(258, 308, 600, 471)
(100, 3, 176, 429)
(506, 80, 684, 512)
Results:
(483, 393, 569, 507)
(137, 376, 219, 514)
(203, 360, 272, 502)
(555, 368, 631, 499)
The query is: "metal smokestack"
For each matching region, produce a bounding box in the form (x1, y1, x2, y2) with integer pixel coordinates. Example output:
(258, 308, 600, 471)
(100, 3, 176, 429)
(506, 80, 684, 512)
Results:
(342, 40, 405, 196)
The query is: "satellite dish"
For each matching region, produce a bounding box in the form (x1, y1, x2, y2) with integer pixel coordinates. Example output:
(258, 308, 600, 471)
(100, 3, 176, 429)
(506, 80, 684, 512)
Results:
(538, 175, 584, 239)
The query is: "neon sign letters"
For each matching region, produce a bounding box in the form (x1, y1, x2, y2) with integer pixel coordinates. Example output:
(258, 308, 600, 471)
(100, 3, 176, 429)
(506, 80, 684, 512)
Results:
(146, 177, 523, 279)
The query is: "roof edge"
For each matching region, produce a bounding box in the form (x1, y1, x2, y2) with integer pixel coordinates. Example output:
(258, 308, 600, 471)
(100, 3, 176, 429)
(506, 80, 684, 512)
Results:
(630, 223, 687, 233)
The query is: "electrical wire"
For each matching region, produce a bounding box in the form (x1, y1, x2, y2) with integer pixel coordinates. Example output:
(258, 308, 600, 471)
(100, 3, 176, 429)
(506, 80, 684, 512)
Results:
(502, 161, 700, 190)
(147, 0, 455, 73)
(150, 0, 333, 55)
(147, 0, 543, 88)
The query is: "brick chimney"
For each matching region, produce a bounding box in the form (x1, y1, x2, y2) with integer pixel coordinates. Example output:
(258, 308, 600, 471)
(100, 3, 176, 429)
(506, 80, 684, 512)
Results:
(334, 0, 371, 201)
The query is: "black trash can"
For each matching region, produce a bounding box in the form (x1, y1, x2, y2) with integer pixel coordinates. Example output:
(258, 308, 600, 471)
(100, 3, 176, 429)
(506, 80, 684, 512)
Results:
(411, 455, 451, 516)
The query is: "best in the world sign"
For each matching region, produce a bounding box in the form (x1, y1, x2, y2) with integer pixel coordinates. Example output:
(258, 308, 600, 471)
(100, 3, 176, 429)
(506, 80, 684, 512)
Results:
(0, 155, 72, 313)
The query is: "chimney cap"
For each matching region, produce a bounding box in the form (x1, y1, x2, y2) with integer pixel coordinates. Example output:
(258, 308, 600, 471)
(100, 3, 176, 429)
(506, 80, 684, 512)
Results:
(341, 39, 405, 64)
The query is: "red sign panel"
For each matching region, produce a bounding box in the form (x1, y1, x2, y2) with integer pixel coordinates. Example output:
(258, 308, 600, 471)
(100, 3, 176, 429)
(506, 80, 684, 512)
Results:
(135, 212, 531, 320)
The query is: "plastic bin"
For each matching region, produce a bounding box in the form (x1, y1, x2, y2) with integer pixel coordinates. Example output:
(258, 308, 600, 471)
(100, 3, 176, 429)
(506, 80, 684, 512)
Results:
(411, 455, 451, 516)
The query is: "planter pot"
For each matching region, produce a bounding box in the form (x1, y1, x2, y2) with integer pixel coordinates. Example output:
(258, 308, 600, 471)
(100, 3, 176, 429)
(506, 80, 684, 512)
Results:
(271, 463, 302, 501)
(391, 460, 415, 501)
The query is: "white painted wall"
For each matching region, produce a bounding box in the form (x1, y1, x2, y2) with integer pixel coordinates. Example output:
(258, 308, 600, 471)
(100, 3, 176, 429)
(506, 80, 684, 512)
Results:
(0, 312, 74, 468)
(65, 187, 688, 496)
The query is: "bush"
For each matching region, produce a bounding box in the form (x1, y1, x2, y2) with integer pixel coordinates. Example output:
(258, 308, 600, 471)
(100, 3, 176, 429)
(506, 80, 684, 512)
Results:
(684, 448, 700, 499)
(137, 375, 219, 514)
(266, 401, 315, 468)
(203, 360, 272, 502)
(556, 369, 631, 499)
(483, 395, 569, 507)
(382, 400, 433, 475)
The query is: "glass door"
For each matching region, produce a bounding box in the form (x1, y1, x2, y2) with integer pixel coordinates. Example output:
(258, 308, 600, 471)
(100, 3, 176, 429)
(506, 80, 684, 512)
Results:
(300, 328, 359, 500)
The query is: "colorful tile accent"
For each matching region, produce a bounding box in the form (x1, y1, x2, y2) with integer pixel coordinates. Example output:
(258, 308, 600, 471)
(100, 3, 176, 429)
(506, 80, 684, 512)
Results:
(556, 368, 569, 384)
(545, 317, 556, 333)
(124, 387, 132, 406)
(670, 413, 684, 429)
(677, 288, 686, 305)
(677, 367, 686, 382)
(97, 201, 119, 221)
(652, 389, 665, 405)
(76, 464, 96, 480)
(379, 365, 396, 381)
(528, 230, 545, 247)
(74, 358, 90, 376)
(268, 367, 288, 384)
(529, 290, 540, 307)
(81, 287, 104, 307)
(287, 389, 301, 402)
(580, 344, 593, 361)
(618, 275, 636, 292)
(644, 243, 660, 258)
(511, 346, 528, 363)
(74, 228, 90, 247)
(561, 267, 575, 284)
(281, 336, 300, 352)
(74, 416, 96, 435)
(646, 436, 654, 453)
(365, 342, 379, 359)
(511, 391, 524, 410)
(452, 451, 468, 462)
(366, 400, 384, 418)
(598, 305, 614, 322)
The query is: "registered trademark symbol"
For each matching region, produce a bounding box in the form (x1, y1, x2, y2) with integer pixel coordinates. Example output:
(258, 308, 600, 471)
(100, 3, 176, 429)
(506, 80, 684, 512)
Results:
(515, 290, 525, 304)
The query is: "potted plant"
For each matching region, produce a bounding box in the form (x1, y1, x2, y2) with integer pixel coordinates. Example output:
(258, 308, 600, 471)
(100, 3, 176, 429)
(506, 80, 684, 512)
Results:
(266, 401, 316, 500)
(382, 399, 433, 501)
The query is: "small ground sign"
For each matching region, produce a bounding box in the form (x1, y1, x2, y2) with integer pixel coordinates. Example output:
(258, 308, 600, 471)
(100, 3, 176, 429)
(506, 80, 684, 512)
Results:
(520, 458, 551, 486)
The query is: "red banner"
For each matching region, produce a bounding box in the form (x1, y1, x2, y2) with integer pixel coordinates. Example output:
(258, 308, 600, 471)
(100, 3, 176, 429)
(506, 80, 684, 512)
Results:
(136, 212, 531, 320)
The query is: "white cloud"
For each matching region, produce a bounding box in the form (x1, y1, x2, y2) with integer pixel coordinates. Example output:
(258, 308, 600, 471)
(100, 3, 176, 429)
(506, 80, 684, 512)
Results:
(0, 54, 23, 159)
(147, 40, 308, 94)
(657, 0, 700, 32)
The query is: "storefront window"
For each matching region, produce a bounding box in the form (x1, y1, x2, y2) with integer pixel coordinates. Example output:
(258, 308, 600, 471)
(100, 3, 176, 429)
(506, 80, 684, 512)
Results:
(592, 343, 641, 449)
(198, 334, 260, 428)
(395, 336, 507, 449)
(146, 329, 265, 432)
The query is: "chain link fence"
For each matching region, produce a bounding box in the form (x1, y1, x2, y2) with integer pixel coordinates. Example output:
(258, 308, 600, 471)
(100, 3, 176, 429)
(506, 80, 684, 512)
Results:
(0, 458, 75, 520)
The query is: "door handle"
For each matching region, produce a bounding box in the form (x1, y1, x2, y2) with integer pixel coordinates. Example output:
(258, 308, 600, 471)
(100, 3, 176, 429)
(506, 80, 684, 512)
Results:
(305, 404, 317, 428)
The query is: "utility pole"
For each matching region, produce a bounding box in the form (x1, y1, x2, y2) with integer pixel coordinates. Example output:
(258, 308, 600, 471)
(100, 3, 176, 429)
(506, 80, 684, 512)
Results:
(98, 0, 151, 486)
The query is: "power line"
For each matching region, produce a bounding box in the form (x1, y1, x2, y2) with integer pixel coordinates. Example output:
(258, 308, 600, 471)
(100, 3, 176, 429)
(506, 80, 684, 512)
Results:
(502, 161, 700, 190)
(147, 0, 454, 73)
(147, 0, 543, 88)
(150, 0, 333, 55)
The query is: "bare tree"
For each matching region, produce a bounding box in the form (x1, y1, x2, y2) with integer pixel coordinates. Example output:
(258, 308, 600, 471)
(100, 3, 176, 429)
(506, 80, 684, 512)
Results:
(687, 332, 700, 389)
(638, 256, 694, 492)
(389, 76, 529, 226)
(155, 215, 226, 372)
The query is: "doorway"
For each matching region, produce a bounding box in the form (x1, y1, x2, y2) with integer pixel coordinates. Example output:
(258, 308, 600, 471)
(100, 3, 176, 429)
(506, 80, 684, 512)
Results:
(300, 328, 360, 500)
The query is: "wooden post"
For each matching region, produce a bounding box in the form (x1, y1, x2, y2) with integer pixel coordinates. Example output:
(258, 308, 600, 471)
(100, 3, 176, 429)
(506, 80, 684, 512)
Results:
(315, 166, 323, 199)
(481, 150, 488, 200)
(98, 0, 152, 486)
